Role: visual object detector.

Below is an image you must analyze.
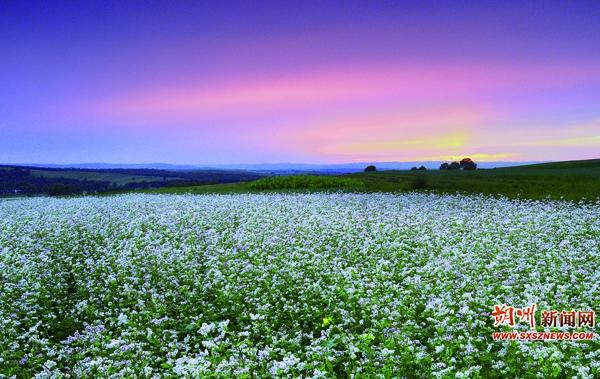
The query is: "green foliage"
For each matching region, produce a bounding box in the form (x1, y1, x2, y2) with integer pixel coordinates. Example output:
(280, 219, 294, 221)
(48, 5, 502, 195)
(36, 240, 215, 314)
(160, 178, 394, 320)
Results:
(48, 183, 77, 196)
(248, 175, 364, 190)
(409, 176, 428, 190)
(448, 161, 461, 170)
(460, 158, 477, 170)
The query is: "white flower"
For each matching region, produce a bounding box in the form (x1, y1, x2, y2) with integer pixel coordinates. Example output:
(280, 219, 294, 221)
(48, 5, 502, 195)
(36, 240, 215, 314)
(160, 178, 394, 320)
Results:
(1, 192, 597, 377)
(117, 313, 129, 325)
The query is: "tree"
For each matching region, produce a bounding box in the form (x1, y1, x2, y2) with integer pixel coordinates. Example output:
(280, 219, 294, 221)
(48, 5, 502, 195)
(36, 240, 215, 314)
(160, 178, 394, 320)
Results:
(460, 157, 477, 170)
(364, 165, 377, 172)
(440, 162, 449, 170)
(448, 161, 460, 170)
(410, 166, 418, 171)
(418, 165, 426, 170)
(48, 183, 76, 196)
(459, 157, 473, 168)
(463, 162, 477, 170)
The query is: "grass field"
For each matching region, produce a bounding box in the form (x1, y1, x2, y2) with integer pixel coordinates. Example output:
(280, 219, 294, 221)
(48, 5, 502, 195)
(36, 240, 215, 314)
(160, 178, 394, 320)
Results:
(150, 159, 600, 201)
(0, 165, 263, 195)
(248, 175, 365, 190)
(0, 166, 172, 185)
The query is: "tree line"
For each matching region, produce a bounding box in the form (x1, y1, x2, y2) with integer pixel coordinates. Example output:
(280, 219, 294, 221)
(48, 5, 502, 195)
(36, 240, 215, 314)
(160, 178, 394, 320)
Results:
(439, 157, 477, 170)
(364, 158, 477, 172)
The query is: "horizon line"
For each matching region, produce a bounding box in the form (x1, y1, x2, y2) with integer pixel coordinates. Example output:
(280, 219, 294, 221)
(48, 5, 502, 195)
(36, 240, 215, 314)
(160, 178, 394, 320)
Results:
(1, 159, 556, 167)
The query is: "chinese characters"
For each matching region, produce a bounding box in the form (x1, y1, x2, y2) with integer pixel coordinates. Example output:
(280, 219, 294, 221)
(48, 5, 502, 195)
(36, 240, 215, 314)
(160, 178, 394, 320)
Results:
(492, 304, 595, 329)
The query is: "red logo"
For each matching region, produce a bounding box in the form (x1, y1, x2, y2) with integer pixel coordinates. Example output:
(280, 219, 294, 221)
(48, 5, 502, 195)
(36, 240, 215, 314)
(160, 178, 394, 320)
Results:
(492, 304, 595, 329)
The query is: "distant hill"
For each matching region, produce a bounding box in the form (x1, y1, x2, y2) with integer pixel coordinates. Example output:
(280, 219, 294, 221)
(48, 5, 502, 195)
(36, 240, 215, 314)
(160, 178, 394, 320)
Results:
(10, 160, 546, 173)
(19, 163, 202, 170)
(150, 158, 600, 201)
(198, 161, 544, 172)
(0, 165, 262, 196)
(6, 158, 597, 200)
(500, 158, 600, 170)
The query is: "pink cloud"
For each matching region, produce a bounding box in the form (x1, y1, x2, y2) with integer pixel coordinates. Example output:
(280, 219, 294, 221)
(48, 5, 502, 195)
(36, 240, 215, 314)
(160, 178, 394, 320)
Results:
(55, 62, 600, 163)
(79, 62, 600, 123)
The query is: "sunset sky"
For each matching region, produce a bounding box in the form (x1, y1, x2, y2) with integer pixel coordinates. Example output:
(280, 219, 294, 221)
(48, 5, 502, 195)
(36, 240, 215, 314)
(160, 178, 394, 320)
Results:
(2, 1, 600, 164)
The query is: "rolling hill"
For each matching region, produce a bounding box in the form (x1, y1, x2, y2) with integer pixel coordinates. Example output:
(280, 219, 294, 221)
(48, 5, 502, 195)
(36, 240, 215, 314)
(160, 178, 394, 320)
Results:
(0, 165, 262, 196)
(148, 159, 600, 201)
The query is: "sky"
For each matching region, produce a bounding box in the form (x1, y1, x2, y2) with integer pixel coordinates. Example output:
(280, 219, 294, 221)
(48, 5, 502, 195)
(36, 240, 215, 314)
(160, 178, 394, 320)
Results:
(1, 0, 600, 165)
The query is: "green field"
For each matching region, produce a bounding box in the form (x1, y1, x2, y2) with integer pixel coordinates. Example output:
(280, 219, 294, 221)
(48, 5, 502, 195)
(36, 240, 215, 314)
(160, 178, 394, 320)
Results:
(248, 175, 365, 190)
(2, 167, 173, 185)
(0, 165, 263, 195)
(150, 159, 600, 201)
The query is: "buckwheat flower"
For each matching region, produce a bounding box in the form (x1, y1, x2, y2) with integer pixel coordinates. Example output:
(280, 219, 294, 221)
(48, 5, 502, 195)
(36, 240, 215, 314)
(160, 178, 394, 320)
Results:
(199, 323, 215, 336)
(465, 343, 475, 354)
(120, 344, 133, 352)
(257, 349, 270, 361)
(270, 354, 300, 375)
(1, 192, 598, 376)
(117, 313, 129, 325)
(151, 317, 168, 325)
(218, 320, 230, 330)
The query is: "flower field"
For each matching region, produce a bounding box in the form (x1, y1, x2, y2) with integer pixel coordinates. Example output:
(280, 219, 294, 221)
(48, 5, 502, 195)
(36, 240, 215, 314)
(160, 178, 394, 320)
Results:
(0, 193, 598, 378)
